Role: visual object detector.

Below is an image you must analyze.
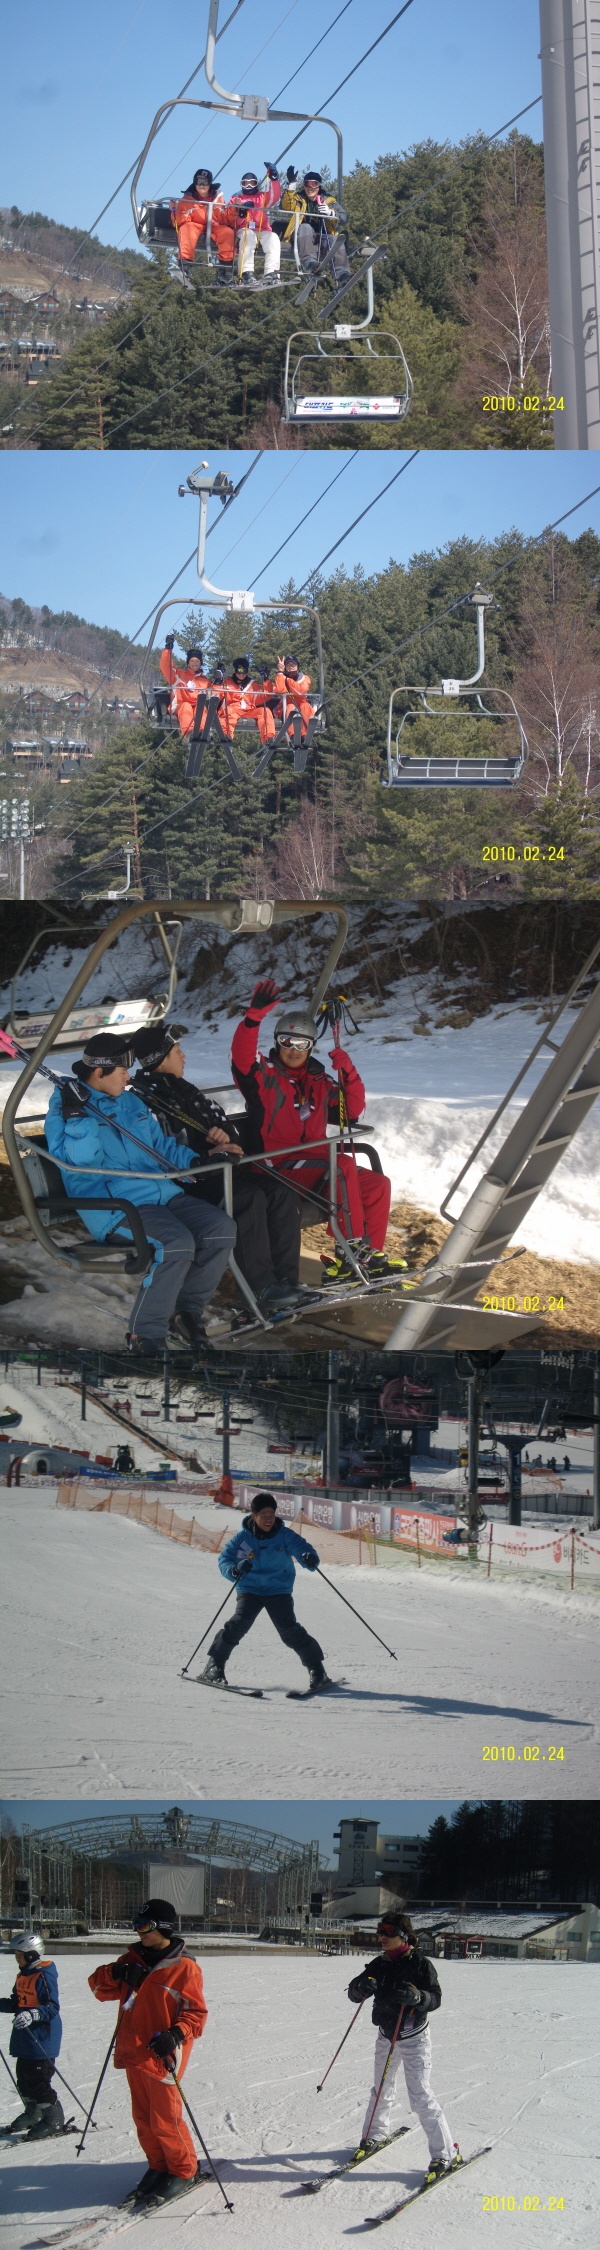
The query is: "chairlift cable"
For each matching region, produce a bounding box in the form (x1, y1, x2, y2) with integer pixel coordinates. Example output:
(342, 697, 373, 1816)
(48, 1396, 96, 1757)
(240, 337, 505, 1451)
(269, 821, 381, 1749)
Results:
(247, 455, 356, 588)
(270, 1, 419, 174)
(190, 1, 359, 196)
(297, 453, 419, 588)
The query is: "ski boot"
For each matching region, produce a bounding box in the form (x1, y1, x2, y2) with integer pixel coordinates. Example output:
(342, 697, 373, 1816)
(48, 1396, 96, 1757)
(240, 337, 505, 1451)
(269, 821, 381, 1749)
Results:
(152, 2166, 207, 2203)
(198, 1657, 228, 1688)
(307, 1666, 335, 1694)
(1, 2101, 44, 2136)
(26, 2101, 65, 2139)
(320, 1243, 367, 1289)
(124, 2169, 169, 2205)
(362, 1248, 409, 1279)
(176, 260, 195, 291)
(257, 1279, 306, 1313)
(425, 2147, 462, 2185)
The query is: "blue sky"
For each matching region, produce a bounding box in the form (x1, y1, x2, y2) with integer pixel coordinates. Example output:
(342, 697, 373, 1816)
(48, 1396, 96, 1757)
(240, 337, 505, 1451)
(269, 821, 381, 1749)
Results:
(0, 1801, 461, 1861)
(1, 0, 542, 249)
(1, 453, 598, 641)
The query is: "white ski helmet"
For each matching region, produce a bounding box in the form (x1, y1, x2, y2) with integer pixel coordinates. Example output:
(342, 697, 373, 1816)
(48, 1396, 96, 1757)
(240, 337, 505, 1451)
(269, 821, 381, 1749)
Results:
(12, 1932, 43, 1956)
(274, 1009, 316, 1049)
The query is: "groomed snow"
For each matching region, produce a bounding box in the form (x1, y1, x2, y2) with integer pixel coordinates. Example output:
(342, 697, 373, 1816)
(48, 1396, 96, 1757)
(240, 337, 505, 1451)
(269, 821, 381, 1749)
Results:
(1, 1492, 598, 1799)
(0, 1957, 598, 2249)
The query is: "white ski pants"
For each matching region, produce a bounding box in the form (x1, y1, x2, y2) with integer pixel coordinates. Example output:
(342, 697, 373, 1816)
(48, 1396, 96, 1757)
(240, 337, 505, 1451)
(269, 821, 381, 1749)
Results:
(362, 2025, 455, 2160)
(238, 229, 281, 276)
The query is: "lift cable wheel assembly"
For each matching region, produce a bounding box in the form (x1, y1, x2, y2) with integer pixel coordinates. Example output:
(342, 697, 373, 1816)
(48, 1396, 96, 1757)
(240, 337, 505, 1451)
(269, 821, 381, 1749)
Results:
(384, 585, 529, 790)
(140, 464, 327, 783)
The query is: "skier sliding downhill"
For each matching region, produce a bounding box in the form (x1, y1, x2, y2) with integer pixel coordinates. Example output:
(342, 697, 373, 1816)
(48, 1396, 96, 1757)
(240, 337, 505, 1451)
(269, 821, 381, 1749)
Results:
(89, 1900, 208, 2208)
(199, 1489, 334, 1696)
(0, 1935, 64, 2141)
(231, 980, 403, 1285)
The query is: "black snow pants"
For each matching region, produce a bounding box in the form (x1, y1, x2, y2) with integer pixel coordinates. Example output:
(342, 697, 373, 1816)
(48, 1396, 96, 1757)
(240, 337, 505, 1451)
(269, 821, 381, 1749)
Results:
(210, 1591, 323, 1673)
(190, 1164, 302, 1291)
(16, 2058, 58, 2107)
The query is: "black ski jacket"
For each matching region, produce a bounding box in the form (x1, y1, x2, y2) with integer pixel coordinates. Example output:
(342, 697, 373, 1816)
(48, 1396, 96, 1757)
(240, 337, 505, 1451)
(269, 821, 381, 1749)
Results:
(133, 1069, 243, 1171)
(347, 1948, 442, 2042)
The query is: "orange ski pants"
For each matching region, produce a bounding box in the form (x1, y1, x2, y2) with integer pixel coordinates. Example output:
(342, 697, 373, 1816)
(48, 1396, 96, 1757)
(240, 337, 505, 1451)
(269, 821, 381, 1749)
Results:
(175, 204, 235, 265)
(126, 2058, 196, 2179)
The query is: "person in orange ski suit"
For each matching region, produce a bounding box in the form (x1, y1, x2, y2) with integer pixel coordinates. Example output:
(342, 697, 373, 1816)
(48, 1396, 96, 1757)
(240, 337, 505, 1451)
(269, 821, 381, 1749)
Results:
(89, 1898, 208, 2208)
(273, 656, 315, 740)
(171, 169, 235, 279)
(159, 639, 210, 737)
(213, 655, 278, 745)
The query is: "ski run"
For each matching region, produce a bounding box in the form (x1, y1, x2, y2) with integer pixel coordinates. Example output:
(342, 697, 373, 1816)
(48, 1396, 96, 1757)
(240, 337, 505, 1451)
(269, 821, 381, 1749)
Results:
(1, 1958, 597, 2249)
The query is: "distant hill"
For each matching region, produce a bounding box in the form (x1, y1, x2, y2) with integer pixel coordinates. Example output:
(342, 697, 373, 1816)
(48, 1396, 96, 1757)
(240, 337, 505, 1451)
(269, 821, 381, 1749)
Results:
(0, 593, 147, 685)
(0, 207, 146, 294)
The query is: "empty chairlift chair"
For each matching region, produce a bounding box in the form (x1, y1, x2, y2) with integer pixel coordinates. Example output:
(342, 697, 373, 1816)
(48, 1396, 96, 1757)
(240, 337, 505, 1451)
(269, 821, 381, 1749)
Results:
(384, 587, 528, 789)
(283, 252, 413, 426)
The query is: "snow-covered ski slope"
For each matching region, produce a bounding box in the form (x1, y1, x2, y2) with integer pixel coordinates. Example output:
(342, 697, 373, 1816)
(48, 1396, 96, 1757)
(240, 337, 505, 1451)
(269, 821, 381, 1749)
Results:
(1, 1490, 598, 1798)
(1, 916, 599, 1267)
(0, 1958, 597, 2249)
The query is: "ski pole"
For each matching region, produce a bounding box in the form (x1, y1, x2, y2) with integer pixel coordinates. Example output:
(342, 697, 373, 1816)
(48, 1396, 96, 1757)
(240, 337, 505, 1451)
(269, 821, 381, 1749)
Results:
(75, 2027, 118, 2156)
(28, 2025, 98, 2125)
(315, 1567, 397, 1661)
(180, 1581, 237, 1677)
(164, 2058, 234, 2210)
(0, 2043, 18, 2092)
(362, 2007, 405, 2146)
(317, 2001, 365, 2092)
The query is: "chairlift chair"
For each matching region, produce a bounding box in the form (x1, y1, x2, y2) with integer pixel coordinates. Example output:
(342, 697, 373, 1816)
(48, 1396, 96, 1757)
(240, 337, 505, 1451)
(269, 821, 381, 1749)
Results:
(141, 466, 326, 782)
(384, 586, 529, 788)
(131, 0, 344, 290)
(283, 254, 413, 425)
(4, 912, 183, 1051)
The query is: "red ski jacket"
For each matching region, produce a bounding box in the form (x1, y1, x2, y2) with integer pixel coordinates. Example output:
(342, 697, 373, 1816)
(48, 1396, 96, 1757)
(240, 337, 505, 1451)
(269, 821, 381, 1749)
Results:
(231, 1013, 365, 1166)
(89, 1944, 207, 2075)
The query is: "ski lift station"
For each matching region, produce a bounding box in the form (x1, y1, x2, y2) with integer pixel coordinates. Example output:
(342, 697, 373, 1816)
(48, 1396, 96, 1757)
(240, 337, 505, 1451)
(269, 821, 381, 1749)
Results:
(130, 1, 413, 426)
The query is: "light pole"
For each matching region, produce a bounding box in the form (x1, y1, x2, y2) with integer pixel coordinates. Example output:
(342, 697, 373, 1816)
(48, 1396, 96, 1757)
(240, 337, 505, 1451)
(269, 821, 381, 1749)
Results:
(539, 0, 600, 448)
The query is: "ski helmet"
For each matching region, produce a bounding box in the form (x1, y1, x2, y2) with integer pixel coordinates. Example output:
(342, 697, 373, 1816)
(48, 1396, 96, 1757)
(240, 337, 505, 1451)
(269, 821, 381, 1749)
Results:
(79, 1032, 135, 1071)
(133, 1899, 177, 1935)
(274, 1008, 316, 1050)
(241, 172, 259, 188)
(12, 1932, 43, 1957)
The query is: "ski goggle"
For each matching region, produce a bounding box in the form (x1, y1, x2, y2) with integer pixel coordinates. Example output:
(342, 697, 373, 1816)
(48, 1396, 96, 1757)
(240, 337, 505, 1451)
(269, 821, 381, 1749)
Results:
(377, 1923, 410, 1941)
(276, 1034, 312, 1051)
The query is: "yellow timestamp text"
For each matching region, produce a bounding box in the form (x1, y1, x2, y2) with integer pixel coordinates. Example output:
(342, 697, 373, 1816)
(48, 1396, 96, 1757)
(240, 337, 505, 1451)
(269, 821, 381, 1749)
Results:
(482, 1747, 565, 1763)
(482, 396, 565, 414)
(482, 846, 565, 863)
(482, 2197, 565, 2212)
(481, 1296, 565, 1313)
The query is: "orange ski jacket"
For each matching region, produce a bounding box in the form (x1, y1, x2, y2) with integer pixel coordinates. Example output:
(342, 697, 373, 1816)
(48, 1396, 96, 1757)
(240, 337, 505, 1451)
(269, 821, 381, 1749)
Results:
(89, 1945, 207, 2074)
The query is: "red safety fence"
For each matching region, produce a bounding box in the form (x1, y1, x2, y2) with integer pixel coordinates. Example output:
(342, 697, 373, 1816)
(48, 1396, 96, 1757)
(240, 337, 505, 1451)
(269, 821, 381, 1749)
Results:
(55, 1480, 376, 1565)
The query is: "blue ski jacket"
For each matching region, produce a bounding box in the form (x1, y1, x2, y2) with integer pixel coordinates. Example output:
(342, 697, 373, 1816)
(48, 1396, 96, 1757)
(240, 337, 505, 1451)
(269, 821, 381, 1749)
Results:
(218, 1513, 319, 1595)
(0, 1959, 62, 2059)
(45, 1083, 197, 1241)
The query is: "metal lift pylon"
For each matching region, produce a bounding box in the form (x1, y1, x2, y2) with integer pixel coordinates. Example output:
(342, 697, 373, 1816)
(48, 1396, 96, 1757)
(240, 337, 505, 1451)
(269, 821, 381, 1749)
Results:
(384, 940, 600, 1350)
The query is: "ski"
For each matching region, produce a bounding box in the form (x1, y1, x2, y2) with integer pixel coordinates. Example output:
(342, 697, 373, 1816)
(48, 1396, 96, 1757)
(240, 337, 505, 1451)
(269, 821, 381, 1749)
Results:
(299, 2126, 411, 2193)
(294, 237, 340, 303)
(25, 2172, 212, 2249)
(363, 2144, 493, 2227)
(325, 245, 386, 319)
(187, 1678, 264, 1698)
(286, 1678, 342, 1700)
(1, 2115, 77, 2141)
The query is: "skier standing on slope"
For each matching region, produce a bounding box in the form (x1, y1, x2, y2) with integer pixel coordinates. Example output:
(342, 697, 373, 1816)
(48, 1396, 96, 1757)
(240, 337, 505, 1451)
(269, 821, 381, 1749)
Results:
(200, 1489, 333, 1694)
(89, 1899, 208, 2207)
(348, 1911, 459, 2181)
(0, 1934, 64, 2140)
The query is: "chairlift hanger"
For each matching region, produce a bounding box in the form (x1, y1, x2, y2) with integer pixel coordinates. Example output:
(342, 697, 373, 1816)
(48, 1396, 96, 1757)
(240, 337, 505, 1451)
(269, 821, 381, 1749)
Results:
(384, 586, 529, 789)
(141, 464, 326, 782)
(2, 896, 348, 1277)
(282, 256, 413, 425)
(5, 910, 183, 1051)
(131, 0, 343, 283)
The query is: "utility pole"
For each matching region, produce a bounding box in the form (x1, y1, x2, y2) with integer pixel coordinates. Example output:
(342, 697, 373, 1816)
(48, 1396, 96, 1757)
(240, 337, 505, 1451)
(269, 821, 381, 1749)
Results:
(163, 1351, 171, 1424)
(326, 1352, 340, 1489)
(466, 1372, 481, 1538)
(221, 1391, 231, 1481)
(539, 0, 600, 447)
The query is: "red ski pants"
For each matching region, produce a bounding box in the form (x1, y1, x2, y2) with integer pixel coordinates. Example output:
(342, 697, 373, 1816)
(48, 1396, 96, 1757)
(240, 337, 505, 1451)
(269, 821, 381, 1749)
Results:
(288, 1151, 391, 1249)
(125, 2058, 196, 2179)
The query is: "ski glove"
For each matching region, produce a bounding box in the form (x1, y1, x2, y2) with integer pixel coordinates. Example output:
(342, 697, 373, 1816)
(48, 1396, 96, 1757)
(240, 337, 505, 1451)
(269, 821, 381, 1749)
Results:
(148, 2027, 183, 2059)
(265, 163, 279, 180)
(247, 978, 280, 1018)
(14, 2009, 40, 2027)
(165, 634, 175, 651)
(300, 1549, 319, 1570)
(393, 1984, 423, 2007)
(286, 166, 297, 183)
(111, 1959, 146, 1989)
(60, 1078, 88, 1119)
(328, 1046, 353, 1074)
(232, 1556, 254, 1579)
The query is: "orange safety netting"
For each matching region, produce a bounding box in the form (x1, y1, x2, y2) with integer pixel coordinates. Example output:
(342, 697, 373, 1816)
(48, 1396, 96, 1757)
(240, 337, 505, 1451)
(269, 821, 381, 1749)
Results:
(56, 1481, 376, 1565)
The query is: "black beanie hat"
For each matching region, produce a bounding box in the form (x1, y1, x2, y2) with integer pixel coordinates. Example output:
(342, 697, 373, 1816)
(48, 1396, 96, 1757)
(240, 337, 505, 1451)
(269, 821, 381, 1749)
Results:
(133, 1898, 177, 1933)
(133, 1023, 179, 1070)
(77, 1031, 135, 1071)
(185, 647, 204, 664)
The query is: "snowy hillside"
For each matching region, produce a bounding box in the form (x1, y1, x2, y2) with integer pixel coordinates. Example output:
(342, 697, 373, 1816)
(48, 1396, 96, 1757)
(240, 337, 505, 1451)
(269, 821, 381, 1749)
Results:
(2, 1487, 598, 1799)
(1, 912, 598, 1268)
(0, 1957, 597, 2249)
